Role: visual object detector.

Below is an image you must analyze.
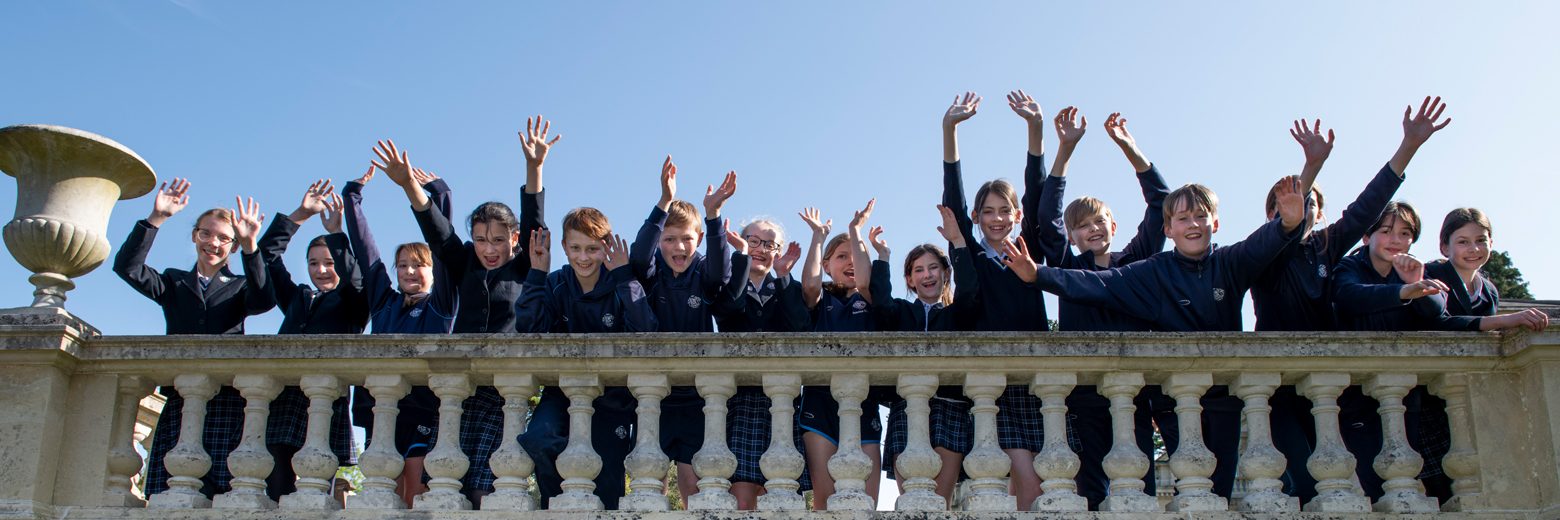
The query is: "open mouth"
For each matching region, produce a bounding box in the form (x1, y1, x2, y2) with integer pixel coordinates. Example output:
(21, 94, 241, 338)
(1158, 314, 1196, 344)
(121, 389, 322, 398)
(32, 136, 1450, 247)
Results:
(481, 255, 502, 268)
(1183, 232, 1204, 241)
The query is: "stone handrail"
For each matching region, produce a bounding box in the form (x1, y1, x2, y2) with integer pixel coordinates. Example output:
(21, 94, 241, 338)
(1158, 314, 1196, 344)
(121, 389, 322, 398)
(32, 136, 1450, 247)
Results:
(2, 307, 1558, 519)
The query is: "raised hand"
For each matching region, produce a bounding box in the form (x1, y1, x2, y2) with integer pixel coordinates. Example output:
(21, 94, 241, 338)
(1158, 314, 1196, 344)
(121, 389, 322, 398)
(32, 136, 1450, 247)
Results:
(1399, 278, 1449, 300)
(1403, 96, 1451, 146)
(1103, 112, 1135, 148)
(943, 91, 981, 128)
(147, 177, 191, 227)
(724, 221, 750, 256)
(868, 225, 890, 260)
(1272, 176, 1306, 231)
(935, 204, 965, 248)
(1006, 89, 1044, 125)
(659, 156, 678, 209)
(774, 242, 802, 277)
(703, 170, 738, 218)
(603, 233, 630, 271)
(231, 196, 265, 253)
(1290, 119, 1335, 165)
(1053, 106, 1086, 148)
(320, 192, 344, 234)
(291, 179, 334, 224)
(1393, 253, 1427, 284)
(848, 199, 876, 231)
(999, 236, 1038, 283)
(799, 207, 832, 239)
(529, 228, 551, 272)
(352, 165, 375, 186)
(371, 140, 414, 187)
(411, 167, 440, 186)
(520, 115, 563, 167)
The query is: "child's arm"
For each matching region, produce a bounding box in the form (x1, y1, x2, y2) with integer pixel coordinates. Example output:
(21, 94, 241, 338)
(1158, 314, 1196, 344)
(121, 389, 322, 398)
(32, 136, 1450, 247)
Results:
(942, 92, 981, 248)
(605, 234, 659, 332)
(514, 229, 557, 332)
(231, 197, 277, 316)
(380, 146, 471, 285)
(846, 200, 877, 304)
(630, 158, 676, 284)
(798, 207, 831, 309)
(408, 168, 453, 222)
(341, 169, 396, 313)
(1118, 160, 1171, 264)
(700, 170, 738, 291)
(517, 117, 558, 273)
(773, 242, 811, 331)
(713, 230, 752, 317)
(1289, 119, 1334, 197)
(1105, 113, 1153, 174)
(1388, 96, 1451, 178)
(1331, 253, 1434, 315)
(939, 204, 979, 307)
(317, 192, 363, 297)
(114, 179, 191, 303)
(1323, 100, 1449, 263)
(1033, 107, 1082, 266)
(1218, 178, 1307, 289)
(266, 180, 336, 306)
(1000, 237, 1161, 324)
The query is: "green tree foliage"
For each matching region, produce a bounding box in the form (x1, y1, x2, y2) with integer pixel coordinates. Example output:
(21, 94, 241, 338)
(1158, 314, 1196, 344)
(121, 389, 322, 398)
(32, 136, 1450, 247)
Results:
(1484, 250, 1534, 299)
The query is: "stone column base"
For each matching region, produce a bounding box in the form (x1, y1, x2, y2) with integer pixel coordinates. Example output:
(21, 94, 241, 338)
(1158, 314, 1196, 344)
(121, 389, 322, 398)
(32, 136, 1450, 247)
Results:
(1236, 492, 1300, 512)
(1032, 492, 1088, 512)
(413, 492, 472, 511)
(147, 492, 210, 509)
(211, 493, 275, 510)
(687, 491, 737, 510)
(1100, 494, 1160, 512)
(1304, 493, 1372, 513)
(480, 492, 537, 511)
(756, 492, 805, 510)
(618, 494, 669, 511)
(895, 493, 948, 511)
(345, 492, 407, 510)
(1374, 491, 1440, 513)
(827, 491, 877, 511)
(547, 493, 602, 511)
(1169, 493, 1228, 512)
(279, 493, 340, 511)
(957, 494, 1017, 512)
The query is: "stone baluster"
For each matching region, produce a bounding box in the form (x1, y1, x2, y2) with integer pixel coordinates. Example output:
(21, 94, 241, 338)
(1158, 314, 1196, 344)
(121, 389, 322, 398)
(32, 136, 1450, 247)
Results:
(1233, 372, 1298, 512)
(349, 375, 409, 510)
(280, 375, 343, 510)
(620, 374, 670, 511)
(826, 372, 875, 511)
(689, 373, 738, 510)
(1429, 373, 1484, 512)
(415, 374, 472, 510)
(757, 373, 805, 511)
(1165, 372, 1226, 512)
(102, 375, 149, 507)
(1297, 373, 1370, 513)
(1030, 372, 1086, 511)
(552, 374, 605, 510)
(1365, 373, 1439, 513)
(214, 375, 282, 510)
(149, 373, 218, 509)
(959, 372, 1017, 511)
(1099, 372, 1158, 512)
(485, 374, 538, 511)
(893, 373, 944, 511)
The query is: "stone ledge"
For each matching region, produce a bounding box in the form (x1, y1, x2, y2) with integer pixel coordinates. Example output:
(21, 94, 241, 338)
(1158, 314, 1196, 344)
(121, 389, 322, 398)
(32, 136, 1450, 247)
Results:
(33, 506, 1546, 520)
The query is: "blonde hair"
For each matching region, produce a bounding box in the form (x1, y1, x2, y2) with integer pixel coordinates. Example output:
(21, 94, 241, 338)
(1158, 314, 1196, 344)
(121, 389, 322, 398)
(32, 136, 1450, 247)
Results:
(1063, 197, 1113, 232)
(394, 242, 433, 267)
(665, 200, 703, 233)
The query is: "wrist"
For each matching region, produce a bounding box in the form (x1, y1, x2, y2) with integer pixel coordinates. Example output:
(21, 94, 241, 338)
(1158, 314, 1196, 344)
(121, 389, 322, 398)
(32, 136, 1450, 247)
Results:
(288, 208, 314, 225)
(146, 213, 168, 227)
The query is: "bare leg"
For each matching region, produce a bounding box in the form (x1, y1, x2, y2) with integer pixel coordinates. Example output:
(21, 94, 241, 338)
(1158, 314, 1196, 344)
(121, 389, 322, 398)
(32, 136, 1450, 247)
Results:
(395, 456, 428, 508)
(864, 443, 883, 506)
(1006, 448, 1040, 511)
(675, 461, 699, 509)
(934, 447, 964, 507)
(731, 481, 765, 510)
(803, 432, 837, 510)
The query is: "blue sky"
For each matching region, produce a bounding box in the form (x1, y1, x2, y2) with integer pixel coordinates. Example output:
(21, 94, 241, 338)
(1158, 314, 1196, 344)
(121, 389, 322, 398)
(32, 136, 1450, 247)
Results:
(2, 1, 1557, 334)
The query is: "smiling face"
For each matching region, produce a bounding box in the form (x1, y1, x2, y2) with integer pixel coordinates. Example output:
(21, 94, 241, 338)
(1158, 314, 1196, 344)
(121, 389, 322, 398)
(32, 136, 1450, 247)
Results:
(659, 224, 703, 275)
(904, 248, 949, 304)
(190, 212, 237, 271)
(742, 221, 782, 274)
(471, 221, 520, 270)
(1441, 222, 1491, 273)
(1165, 200, 1218, 259)
(306, 244, 340, 292)
(1365, 214, 1418, 267)
(1068, 210, 1117, 258)
(563, 229, 606, 279)
(394, 246, 434, 295)
(973, 192, 1021, 246)
(823, 235, 856, 290)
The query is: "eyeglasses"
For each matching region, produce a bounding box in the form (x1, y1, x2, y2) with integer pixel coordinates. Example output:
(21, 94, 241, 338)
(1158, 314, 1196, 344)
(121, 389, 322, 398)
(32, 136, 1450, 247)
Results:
(195, 228, 234, 245)
(743, 235, 780, 252)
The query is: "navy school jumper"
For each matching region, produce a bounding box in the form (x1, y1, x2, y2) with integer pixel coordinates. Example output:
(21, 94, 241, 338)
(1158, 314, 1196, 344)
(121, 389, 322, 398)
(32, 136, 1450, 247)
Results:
(113, 218, 277, 498)
(1332, 248, 1481, 332)
(1425, 259, 1498, 317)
(515, 264, 656, 509)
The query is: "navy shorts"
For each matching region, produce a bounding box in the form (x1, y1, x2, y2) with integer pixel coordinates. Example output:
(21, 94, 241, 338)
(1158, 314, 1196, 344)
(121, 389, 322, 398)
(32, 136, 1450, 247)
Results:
(660, 386, 705, 464)
(798, 386, 882, 446)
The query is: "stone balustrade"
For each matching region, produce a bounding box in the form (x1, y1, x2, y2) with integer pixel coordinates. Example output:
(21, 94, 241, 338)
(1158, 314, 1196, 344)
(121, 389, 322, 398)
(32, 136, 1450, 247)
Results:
(2, 306, 1559, 519)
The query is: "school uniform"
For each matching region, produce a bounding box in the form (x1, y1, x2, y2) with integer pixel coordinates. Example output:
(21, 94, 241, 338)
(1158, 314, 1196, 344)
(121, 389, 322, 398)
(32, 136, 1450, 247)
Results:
(1026, 157, 1168, 507)
(1333, 248, 1477, 504)
(516, 264, 657, 510)
(1029, 216, 1301, 498)
(798, 286, 882, 490)
(255, 216, 367, 500)
(412, 183, 543, 493)
(627, 206, 745, 467)
(714, 264, 813, 486)
(113, 218, 277, 498)
(341, 180, 454, 468)
(1425, 259, 1498, 317)
(942, 158, 1050, 456)
(874, 248, 979, 478)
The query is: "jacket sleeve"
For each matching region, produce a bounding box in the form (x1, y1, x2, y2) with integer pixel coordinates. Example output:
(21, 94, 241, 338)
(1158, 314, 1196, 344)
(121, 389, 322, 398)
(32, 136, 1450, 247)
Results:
(1216, 217, 1301, 290)
(1030, 262, 1161, 324)
(423, 179, 453, 222)
(513, 269, 557, 333)
(778, 274, 813, 332)
(700, 216, 733, 294)
(1034, 171, 1070, 267)
(342, 181, 395, 313)
(1409, 293, 1484, 331)
(711, 252, 751, 318)
(868, 259, 903, 330)
(323, 232, 364, 301)
(516, 187, 545, 274)
(1331, 256, 1413, 315)
(942, 160, 980, 251)
(257, 214, 301, 310)
(629, 205, 667, 284)
(113, 219, 173, 304)
(948, 245, 981, 330)
(611, 266, 659, 332)
(1323, 163, 1404, 266)
(412, 194, 471, 286)
(238, 250, 277, 315)
(1117, 165, 1171, 264)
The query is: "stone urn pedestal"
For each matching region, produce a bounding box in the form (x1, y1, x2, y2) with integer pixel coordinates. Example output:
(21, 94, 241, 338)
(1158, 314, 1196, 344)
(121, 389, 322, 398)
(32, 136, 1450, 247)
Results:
(0, 125, 155, 308)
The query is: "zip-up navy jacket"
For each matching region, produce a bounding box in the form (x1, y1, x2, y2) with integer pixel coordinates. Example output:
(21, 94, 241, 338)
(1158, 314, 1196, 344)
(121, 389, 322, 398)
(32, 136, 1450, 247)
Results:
(415, 186, 544, 333)
(1252, 164, 1404, 331)
(943, 159, 1048, 331)
(257, 216, 369, 334)
(867, 246, 979, 332)
(1029, 156, 1168, 332)
(1029, 217, 1298, 331)
(813, 288, 874, 332)
(628, 206, 744, 333)
(1333, 248, 1481, 331)
(114, 219, 276, 334)
(515, 265, 658, 334)
(342, 180, 456, 335)
(716, 263, 811, 333)
(1425, 259, 1498, 317)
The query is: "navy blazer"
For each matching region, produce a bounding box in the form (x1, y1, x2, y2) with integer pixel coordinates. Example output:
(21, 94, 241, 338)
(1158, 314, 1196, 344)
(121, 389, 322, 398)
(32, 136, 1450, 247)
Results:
(113, 219, 276, 334)
(257, 215, 369, 334)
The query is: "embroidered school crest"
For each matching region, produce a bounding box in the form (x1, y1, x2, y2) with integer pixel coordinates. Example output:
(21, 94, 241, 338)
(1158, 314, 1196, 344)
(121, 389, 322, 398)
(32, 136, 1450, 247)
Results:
(602, 313, 616, 328)
(409, 308, 423, 318)
(615, 425, 629, 439)
(687, 295, 702, 309)
(1213, 288, 1226, 302)
(852, 300, 868, 311)
(1317, 264, 1328, 278)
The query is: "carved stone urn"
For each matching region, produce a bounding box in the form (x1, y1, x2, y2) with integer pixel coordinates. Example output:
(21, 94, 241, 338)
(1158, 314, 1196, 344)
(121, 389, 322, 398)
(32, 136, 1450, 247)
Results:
(0, 125, 155, 308)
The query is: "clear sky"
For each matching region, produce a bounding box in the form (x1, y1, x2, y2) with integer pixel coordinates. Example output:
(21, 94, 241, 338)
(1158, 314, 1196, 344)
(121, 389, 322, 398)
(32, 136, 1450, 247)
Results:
(3, 1, 1557, 337)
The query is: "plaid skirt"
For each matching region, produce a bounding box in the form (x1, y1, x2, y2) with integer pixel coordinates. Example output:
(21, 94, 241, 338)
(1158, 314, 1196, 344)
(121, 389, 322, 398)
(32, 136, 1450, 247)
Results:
(266, 387, 355, 465)
(726, 387, 809, 486)
(881, 395, 974, 475)
(145, 386, 247, 496)
(452, 385, 507, 492)
(996, 385, 1045, 452)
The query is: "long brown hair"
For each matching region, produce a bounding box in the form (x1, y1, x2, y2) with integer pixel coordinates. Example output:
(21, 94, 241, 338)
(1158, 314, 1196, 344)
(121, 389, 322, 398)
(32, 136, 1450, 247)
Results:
(903, 243, 953, 306)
